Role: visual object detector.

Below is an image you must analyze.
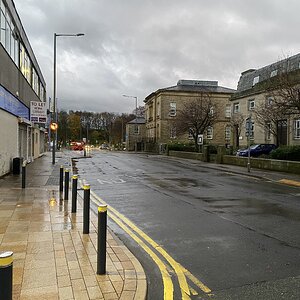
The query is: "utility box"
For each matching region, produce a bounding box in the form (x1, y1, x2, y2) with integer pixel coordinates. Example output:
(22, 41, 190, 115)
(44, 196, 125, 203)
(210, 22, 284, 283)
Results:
(12, 157, 23, 175)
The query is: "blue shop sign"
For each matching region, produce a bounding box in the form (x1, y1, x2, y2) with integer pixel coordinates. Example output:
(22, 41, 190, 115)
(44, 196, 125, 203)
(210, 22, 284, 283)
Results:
(0, 85, 29, 119)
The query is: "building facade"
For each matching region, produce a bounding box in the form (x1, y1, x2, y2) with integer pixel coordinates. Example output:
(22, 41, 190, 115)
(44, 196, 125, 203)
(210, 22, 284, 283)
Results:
(231, 53, 300, 148)
(125, 117, 146, 151)
(0, 0, 46, 176)
(144, 80, 235, 151)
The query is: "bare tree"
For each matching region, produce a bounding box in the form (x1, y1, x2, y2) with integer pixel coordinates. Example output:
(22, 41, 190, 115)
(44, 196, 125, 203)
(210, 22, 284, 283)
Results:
(230, 112, 245, 149)
(253, 100, 286, 144)
(266, 58, 300, 114)
(174, 93, 218, 151)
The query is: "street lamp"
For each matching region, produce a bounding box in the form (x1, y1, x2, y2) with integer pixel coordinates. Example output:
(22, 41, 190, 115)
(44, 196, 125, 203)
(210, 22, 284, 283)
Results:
(123, 95, 138, 152)
(52, 33, 84, 165)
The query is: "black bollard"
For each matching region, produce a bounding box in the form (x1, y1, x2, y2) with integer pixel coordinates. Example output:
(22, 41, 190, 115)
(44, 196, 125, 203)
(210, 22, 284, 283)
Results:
(83, 184, 90, 234)
(64, 169, 69, 200)
(0, 251, 13, 300)
(59, 165, 64, 193)
(71, 175, 78, 213)
(21, 162, 26, 189)
(97, 205, 107, 275)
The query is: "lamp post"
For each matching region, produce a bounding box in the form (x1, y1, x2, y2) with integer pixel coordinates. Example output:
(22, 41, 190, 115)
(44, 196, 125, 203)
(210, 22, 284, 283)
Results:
(123, 95, 138, 152)
(52, 33, 84, 165)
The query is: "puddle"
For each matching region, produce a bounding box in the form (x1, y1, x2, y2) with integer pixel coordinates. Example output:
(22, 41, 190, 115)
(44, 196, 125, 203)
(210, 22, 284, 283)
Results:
(201, 197, 300, 221)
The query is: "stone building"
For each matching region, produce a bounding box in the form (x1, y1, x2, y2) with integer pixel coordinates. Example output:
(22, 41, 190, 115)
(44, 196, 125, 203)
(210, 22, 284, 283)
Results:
(231, 53, 300, 148)
(125, 117, 146, 151)
(144, 80, 235, 151)
(0, 0, 46, 176)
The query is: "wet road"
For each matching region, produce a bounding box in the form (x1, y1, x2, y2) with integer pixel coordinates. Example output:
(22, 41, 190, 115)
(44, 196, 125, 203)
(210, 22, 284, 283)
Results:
(74, 151, 300, 299)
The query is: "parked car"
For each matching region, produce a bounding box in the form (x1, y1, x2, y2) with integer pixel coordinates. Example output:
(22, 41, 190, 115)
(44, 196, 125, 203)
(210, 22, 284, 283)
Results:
(236, 144, 277, 157)
(99, 144, 110, 150)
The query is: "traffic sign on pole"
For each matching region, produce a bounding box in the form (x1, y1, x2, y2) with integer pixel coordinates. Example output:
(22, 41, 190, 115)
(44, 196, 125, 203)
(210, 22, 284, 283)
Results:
(197, 134, 204, 145)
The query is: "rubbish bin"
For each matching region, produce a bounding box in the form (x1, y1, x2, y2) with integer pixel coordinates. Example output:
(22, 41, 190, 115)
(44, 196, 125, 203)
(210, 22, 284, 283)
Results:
(12, 157, 23, 175)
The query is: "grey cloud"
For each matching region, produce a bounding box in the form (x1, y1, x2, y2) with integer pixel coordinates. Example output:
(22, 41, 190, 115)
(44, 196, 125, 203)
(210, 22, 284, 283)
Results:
(14, 0, 300, 113)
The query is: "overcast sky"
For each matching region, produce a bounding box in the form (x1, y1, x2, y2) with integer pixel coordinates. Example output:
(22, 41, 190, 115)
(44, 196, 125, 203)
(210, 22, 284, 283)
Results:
(13, 0, 300, 114)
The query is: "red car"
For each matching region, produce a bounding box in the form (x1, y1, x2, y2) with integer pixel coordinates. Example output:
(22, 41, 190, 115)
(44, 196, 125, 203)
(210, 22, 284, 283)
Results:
(71, 142, 84, 151)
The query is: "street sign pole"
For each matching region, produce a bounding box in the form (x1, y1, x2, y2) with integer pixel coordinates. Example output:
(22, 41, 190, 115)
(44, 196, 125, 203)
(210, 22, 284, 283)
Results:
(246, 117, 251, 173)
(197, 134, 204, 153)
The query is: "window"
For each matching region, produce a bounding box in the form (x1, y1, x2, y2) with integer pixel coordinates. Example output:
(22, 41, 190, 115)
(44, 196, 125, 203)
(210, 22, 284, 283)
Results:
(206, 126, 213, 139)
(170, 126, 176, 138)
(253, 76, 260, 86)
(225, 104, 231, 118)
(134, 125, 139, 134)
(266, 122, 272, 140)
(248, 99, 255, 110)
(5, 8, 11, 54)
(169, 102, 176, 117)
(32, 68, 39, 96)
(40, 84, 45, 102)
(266, 96, 273, 106)
(294, 119, 300, 139)
(1, 2, 18, 65)
(225, 126, 231, 140)
(156, 101, 160, 117)
(0, 3, 5, 46)
(233, 103, 240, 113)
(20, 43, 32, 83)
(270, 70, 278, 77)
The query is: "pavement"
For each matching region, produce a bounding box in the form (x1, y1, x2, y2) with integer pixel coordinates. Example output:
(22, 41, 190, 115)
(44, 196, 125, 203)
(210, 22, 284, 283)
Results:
(205, 161, 300, 186)
(0, 152, 147, 300)
(1, 150, 300, 300)
(164, 154, 300, 187)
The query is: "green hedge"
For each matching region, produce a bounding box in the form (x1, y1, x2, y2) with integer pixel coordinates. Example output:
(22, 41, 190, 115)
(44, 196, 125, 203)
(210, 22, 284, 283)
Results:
(167, 143, 196, 152)
(270, 145, 300, 161)
(167, 143, 221, 153)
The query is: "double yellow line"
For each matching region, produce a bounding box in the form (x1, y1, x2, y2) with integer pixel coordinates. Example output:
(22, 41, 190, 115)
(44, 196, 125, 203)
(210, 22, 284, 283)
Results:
(85, 188, 212, 300)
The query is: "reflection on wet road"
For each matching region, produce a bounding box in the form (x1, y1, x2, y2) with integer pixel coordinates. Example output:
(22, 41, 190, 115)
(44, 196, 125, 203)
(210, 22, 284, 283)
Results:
(74, 152, 300, 299)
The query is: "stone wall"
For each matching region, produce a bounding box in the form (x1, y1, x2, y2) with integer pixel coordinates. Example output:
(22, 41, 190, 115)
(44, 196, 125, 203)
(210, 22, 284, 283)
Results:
(168, 150, 300, 174)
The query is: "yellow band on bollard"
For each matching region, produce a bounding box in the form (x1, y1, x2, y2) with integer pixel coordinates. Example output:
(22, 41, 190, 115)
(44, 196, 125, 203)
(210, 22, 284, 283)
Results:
(72, 175, 78, 180)
(98, 205, 107, 213)
(0, 251, 13, 267)
(65, 169, 69, 172)
(60, 165, 64, 169)
(83, 184, 90, 190)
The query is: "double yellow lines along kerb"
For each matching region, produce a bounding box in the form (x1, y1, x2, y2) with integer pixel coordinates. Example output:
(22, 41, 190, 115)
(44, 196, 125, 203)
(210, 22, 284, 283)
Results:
(79, 181, 212, 299)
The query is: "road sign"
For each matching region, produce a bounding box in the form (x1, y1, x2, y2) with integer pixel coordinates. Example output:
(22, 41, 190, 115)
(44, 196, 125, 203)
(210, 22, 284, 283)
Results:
(30, 101, 47, 123)
(197, 134, 204, 145)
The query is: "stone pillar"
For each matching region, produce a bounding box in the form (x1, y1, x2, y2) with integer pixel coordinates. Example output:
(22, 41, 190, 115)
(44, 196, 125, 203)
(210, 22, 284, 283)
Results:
(216, 145, 226, 164)
(203, 145, 209, 162)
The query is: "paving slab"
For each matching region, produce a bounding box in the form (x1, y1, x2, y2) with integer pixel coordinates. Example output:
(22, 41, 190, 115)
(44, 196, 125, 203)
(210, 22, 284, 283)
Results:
(0, 152, 147, 300)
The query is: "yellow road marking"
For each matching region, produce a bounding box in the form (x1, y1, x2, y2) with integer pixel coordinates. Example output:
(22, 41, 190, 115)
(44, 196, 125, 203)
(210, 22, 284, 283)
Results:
(90, 191, 190, 299)
(182, 267, 212, 294)
(105, 206, 174, 300)
(78, 178, 211, 300)
(278, 179, 300, 187)
(89, 189, 211, 297)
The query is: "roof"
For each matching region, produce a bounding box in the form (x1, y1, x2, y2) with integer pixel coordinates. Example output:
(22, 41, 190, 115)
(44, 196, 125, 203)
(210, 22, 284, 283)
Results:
(236, 53, 300, 94)
(127, 117, 145, 125)
(144, 80, 236, 102)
